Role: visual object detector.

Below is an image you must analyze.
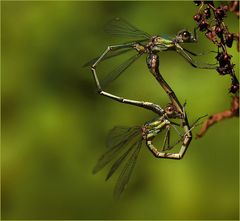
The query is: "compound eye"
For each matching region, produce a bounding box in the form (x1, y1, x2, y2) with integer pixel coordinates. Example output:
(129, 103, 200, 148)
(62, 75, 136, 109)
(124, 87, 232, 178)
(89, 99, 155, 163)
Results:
(182, 31, 191, 41)
(166, 106, 174, 114)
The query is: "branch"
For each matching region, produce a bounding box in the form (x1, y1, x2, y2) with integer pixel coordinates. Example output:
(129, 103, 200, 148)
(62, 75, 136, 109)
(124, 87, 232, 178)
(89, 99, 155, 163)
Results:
(196, 95, 239, 138)
(192, 1, 239, 138)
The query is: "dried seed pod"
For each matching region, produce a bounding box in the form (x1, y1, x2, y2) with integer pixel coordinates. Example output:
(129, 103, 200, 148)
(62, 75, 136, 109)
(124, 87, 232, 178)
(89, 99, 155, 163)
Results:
(216, 52, 231, 67)
(215, 25, 223, 37)
(199, 20, 209, 31)
(225, 33, 234, 47)
(216, 66, 232, 75)
(215, 7, 226, 20)
(205, 30, 217, 41)
(204, 7, 211, 19)
(194, 1, 202, 6)
(193, 13, 202, 21)
(216, 66, 226, 75)
(229, 84, 239, 93)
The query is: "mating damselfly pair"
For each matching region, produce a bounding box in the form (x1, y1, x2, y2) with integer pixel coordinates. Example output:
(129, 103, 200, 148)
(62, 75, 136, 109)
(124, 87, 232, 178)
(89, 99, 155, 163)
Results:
(84, 18, 213, 198)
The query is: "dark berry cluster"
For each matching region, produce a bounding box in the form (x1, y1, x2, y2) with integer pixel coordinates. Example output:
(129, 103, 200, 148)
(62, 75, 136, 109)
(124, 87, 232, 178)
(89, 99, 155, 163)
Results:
(216, 52, 233, 75)
(193, 1, 239, 94)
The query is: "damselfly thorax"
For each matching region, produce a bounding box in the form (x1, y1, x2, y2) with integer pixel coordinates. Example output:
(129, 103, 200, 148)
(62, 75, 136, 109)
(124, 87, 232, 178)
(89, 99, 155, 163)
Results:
(132, 36, 175, 54)
(142, 116, 171, 140)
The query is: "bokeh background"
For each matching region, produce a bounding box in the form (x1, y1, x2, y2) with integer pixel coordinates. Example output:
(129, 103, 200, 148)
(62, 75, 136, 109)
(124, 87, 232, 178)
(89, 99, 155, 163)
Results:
(1, 1, 239, 220)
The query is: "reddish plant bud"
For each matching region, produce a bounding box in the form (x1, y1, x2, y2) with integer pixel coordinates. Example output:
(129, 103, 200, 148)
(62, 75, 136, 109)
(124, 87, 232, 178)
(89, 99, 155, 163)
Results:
(215, 26, 222, 37)
(204, 7, 211, 19)
(194, 1, 202, 6)
(193, 13, 202, 21)
(229, 84, 239, 94)
(205, 30, 216, 40)
(216, 67, 226, 75)
(215, 7, 226, 20)
(223, 53, 231, 61)
(215, 52, 223, 61)
(225, 33, 234, 48)
(216, 52, 231, 67)
(216, 66, 232, 75)
(199, 20, 209, 31)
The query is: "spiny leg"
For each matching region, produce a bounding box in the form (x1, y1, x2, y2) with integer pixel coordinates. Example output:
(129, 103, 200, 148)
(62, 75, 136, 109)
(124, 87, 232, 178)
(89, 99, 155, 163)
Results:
(162, 123, 186, 151)
(161, 124, 184, 151)
(176, 45, 217, 69)
(162, 126, 170, 151)
(166, 115, 207, 157)
(182, 47, 217, 57)
(149, 114, 206, 156)
(92, 43, 134, 68)
(165, 115, 207, 152)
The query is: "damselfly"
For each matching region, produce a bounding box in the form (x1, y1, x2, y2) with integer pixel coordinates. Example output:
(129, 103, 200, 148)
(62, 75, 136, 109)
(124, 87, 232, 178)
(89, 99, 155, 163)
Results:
(84, 18, 215, 115)
(86, 18, 207, 197)
(84, 17, 216, 87)
(93, 103, 205, 198)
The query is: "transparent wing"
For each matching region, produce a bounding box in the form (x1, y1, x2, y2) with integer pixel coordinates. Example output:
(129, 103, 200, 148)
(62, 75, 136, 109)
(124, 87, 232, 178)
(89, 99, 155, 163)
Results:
(82, 47, 133, 67)
(113, 140, 142, 198)
(105, 141, 136, 181)
(92, 126, 141, 174)
(106, 126, 140, 148)
(104, 17, 151, 39)
(102, 52, 143, 88)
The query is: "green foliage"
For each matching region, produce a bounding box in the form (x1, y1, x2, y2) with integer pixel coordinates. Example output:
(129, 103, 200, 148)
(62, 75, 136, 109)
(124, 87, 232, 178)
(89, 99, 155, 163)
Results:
(2, 1, 239, 220)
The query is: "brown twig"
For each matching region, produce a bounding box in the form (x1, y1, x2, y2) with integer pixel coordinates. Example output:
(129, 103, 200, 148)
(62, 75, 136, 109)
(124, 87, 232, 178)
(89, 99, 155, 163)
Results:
(228, 1, 239, 17)
(192, 1, 239, 138)
(196, 95, 239, 138)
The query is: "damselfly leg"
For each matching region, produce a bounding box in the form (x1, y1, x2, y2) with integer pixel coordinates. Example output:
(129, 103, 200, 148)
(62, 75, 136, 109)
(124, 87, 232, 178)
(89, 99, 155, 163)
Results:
(142, 104, 192, 160)
(176, 45, 218, 69)
(144, 113, 207, 160)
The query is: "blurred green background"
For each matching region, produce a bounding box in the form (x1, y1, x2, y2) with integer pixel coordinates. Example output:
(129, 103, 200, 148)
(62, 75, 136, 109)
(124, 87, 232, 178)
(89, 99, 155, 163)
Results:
(1, 1, 239, 220)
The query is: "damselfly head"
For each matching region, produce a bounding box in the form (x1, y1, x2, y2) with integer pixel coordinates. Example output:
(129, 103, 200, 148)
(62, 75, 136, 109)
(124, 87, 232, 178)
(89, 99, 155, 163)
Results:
(164, 104, 182, 119)
(176, 30, 196, 43)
